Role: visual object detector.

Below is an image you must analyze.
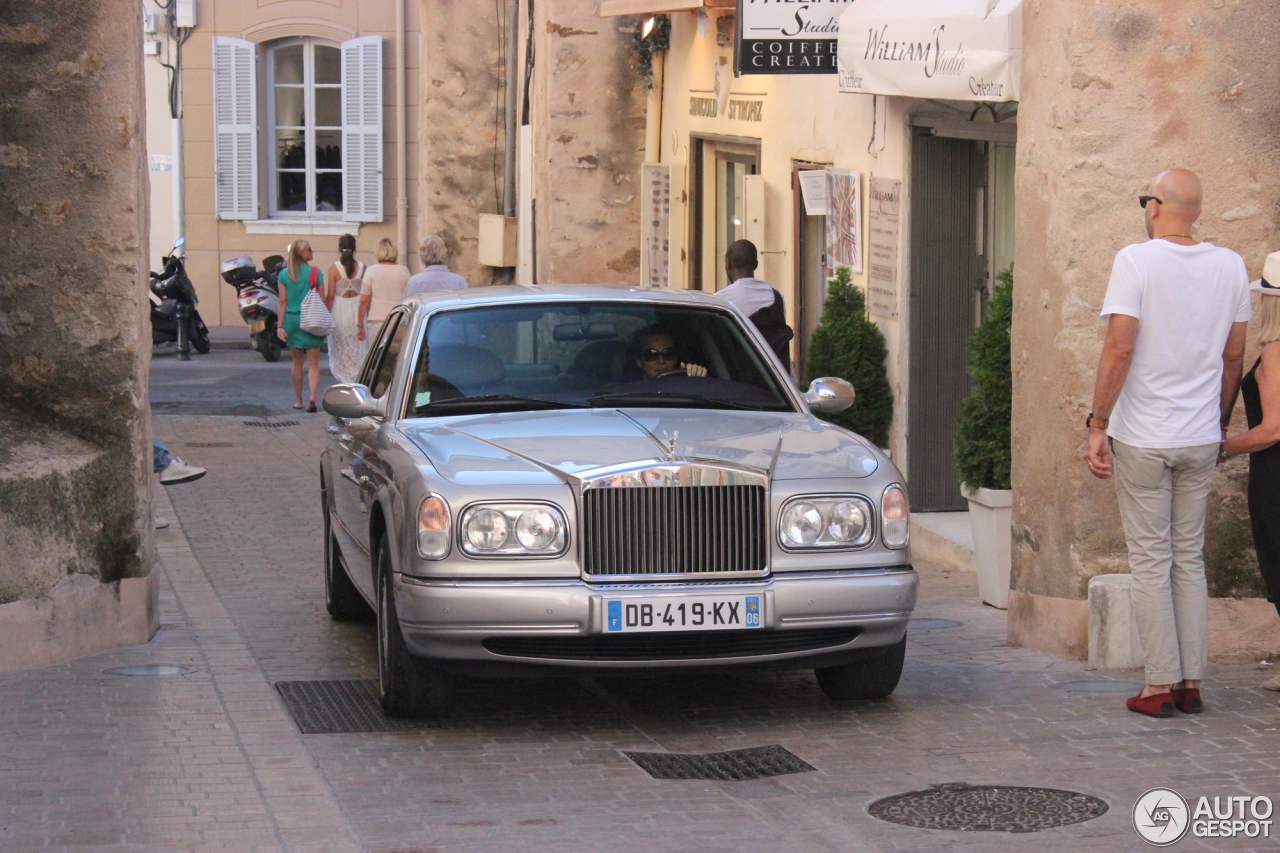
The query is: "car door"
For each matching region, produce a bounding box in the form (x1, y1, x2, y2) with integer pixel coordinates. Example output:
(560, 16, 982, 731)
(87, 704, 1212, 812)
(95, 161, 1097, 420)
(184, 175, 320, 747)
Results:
(331, 312, 406, 598)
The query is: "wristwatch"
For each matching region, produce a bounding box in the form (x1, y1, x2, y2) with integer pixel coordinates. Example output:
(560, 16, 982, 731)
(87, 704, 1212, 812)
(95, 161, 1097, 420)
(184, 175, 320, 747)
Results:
(1085, 412, 1109, 430)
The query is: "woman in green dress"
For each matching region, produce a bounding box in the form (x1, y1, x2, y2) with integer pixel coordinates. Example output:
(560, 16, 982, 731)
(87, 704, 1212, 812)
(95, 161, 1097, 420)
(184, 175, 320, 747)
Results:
(276, 240, 325, 411)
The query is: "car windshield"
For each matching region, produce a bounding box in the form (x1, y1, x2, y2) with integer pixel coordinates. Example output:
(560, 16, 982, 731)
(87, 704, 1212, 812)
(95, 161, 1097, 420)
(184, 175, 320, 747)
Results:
(407, 301, 794, 416)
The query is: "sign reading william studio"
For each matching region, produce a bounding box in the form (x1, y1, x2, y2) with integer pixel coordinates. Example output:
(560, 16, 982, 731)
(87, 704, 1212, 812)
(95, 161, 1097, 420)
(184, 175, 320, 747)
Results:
(736, 0, 858, 75)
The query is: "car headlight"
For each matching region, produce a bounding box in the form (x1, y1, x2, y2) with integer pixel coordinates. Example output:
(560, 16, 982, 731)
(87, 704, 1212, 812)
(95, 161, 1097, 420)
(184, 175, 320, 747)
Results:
(460, 503, 568, 557)
(881, 484, 910, 549)
(417, 495, 451, 560)
(779, 495, 874, 550)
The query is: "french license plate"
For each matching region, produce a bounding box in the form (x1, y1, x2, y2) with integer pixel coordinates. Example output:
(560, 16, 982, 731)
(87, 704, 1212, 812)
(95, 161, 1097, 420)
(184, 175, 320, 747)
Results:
(248, 319, 266, 334)
(606, 595, 761, 633)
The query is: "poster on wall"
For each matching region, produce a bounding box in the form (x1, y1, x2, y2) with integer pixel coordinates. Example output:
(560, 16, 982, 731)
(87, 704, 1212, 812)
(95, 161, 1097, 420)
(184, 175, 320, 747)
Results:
(641, 163, 671, 288)
(867, 176, 901, 320)
(736, 0, 858, 75)
(826, 168, 862, 273)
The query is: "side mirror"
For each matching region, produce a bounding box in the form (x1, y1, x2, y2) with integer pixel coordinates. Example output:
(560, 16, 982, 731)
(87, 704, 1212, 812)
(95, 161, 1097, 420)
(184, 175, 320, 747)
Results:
(804, 377, 855, 413)
(322, 383, 380, 419)
(173, 237, 185, 249)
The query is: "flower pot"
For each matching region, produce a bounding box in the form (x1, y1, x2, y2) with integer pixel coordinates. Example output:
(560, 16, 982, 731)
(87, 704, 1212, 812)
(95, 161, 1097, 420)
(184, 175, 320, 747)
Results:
(962, 486, 1012, 610)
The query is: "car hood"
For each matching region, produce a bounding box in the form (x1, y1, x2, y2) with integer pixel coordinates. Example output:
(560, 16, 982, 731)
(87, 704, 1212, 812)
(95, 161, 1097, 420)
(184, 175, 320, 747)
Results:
(400, 409, 879, 486)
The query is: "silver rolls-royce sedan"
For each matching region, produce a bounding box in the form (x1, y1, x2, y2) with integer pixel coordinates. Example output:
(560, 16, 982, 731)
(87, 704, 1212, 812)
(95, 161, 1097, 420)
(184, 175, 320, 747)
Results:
(320, 285, 917, 716)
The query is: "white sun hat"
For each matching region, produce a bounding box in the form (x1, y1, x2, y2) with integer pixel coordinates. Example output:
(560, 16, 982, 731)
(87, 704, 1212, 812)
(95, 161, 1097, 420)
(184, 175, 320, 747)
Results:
(1251, 251, 1280, 295)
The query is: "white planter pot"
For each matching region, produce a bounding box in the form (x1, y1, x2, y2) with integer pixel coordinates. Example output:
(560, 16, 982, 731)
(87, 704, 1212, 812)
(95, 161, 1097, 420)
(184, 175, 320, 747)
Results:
(962, 486, 1013, 610)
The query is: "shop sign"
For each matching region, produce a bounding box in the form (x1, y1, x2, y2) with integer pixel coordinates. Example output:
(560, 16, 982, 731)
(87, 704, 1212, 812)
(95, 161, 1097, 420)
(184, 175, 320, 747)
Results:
(736, 0, 858, 76)
(867, 176, 900, 319)
(798, 170, 829, 216)
(825, 168, 862, 273)
(641, 163, 671, 288)
(836, 0, 1022, 102)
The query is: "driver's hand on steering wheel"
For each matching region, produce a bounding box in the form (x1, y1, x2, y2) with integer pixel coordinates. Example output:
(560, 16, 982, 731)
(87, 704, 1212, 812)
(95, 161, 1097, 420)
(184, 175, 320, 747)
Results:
(683, 363, 707, 378)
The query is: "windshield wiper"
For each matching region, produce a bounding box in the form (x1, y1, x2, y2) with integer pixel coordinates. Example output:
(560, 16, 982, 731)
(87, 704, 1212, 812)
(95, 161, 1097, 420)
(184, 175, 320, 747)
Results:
(415, 394, 589, 414)
(586, 391, 771, 411)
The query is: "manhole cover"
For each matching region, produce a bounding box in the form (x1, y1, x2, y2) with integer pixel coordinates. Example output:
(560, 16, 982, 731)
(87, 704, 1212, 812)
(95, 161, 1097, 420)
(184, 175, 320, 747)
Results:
(910, 618, 963, 630)
(625, 745, 814, 781)
(106, 664, 194, 677)
(243, 420, 300, 428)
(869, 783, 1108, 833)
(1055, 680, 1141, 693)
(275, 680, 421, 733)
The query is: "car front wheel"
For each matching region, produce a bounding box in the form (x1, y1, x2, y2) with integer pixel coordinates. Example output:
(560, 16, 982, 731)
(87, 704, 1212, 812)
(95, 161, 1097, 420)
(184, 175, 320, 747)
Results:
(814, 636, 906, 701)
(375, 535, 453, 717)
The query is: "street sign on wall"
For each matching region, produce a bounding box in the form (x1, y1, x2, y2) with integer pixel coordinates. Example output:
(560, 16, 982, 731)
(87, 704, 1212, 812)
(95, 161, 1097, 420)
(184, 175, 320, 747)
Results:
(736, 0, 858, 75)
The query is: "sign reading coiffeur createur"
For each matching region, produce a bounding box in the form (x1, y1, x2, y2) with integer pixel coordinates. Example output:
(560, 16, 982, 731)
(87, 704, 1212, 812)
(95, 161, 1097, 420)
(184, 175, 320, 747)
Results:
(735, 0, 858, 75)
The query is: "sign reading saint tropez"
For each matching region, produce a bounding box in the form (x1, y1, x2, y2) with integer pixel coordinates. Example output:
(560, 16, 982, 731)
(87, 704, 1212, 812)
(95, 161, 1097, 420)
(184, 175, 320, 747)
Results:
(736, 0, 858, 75)
(836, 0, 1022, 101)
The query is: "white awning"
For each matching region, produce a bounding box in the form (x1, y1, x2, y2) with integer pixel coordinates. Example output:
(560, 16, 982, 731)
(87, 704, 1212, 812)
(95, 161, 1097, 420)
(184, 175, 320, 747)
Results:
(837, 0, 1021, 102)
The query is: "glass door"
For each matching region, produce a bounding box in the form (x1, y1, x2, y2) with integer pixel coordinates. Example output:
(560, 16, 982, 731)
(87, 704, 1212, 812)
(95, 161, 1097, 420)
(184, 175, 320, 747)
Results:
(691, 137, 760, 291)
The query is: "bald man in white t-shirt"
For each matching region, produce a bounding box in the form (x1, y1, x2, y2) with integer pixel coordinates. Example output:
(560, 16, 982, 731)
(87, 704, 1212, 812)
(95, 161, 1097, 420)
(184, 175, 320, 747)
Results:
(1083, 168, 1251, 718)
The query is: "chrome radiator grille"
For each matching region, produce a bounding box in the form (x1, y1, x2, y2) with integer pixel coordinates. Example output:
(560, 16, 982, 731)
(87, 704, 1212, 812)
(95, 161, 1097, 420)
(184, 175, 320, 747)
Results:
(581, 485, 768, 577)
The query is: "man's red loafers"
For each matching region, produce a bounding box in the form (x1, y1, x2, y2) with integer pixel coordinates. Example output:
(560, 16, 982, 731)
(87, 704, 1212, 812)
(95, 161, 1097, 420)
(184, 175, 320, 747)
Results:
(1127, 691, 1176, 717)
(1171, 687, 1203, 714)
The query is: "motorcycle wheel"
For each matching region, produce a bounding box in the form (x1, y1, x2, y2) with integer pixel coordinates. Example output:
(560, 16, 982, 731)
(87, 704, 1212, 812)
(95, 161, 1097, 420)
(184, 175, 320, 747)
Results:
(190, 316, 211, 355)
(256, 330, 282, 362)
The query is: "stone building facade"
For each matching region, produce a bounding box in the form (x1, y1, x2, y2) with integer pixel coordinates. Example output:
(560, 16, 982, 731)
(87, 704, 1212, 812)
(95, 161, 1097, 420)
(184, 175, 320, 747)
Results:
(1011, 0, 1280, 657)
(0, 0, 158, 671)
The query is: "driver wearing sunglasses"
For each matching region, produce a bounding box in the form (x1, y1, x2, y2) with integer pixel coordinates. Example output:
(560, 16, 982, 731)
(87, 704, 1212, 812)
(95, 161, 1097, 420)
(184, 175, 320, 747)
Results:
(635, 325, 708, 380)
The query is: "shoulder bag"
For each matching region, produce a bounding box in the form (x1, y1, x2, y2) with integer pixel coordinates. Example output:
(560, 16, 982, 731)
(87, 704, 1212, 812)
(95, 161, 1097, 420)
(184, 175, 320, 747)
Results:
(299, 266, 336, 337)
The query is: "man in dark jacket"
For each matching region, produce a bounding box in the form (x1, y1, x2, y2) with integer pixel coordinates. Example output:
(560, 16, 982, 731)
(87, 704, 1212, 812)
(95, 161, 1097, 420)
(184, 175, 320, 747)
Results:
(717, 239, 794, 371)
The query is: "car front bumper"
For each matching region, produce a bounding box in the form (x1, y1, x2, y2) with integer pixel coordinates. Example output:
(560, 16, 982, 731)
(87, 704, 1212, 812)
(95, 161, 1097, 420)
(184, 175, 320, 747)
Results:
(395, 567, 917, 671)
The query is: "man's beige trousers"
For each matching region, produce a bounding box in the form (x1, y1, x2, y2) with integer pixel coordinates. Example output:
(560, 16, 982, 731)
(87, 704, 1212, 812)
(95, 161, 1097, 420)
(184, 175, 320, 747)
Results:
(1111, 439, 1219, 686)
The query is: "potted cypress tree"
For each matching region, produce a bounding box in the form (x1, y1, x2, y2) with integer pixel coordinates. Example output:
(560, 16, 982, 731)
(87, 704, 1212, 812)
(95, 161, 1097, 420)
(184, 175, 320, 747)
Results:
(954, 265, 1014, 609)
(803, 266, 893, 449)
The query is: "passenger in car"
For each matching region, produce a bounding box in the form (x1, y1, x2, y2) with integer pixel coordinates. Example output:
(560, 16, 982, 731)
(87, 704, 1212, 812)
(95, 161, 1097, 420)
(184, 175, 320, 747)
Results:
(634, 324, 708, 380)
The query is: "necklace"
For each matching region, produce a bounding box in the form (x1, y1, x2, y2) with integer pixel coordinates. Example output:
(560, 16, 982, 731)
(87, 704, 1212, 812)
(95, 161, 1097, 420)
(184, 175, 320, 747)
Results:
(1160, 234, 1194, 241)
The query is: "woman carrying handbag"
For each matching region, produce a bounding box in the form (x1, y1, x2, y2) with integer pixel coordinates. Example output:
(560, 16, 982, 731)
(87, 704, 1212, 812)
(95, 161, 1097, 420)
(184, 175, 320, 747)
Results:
(1221, 252, 1280, 692)
(277, 240, 328, 412)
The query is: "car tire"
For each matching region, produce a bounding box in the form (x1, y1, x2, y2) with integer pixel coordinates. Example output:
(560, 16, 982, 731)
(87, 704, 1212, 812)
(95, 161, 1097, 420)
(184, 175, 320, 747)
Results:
(814, 636, 906, 701)
(324, 504, 372, 621)
(375, 535, 453, 717)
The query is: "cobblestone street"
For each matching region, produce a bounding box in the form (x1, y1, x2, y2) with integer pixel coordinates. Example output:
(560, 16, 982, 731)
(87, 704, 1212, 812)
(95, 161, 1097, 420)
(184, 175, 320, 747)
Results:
(3, 382, 1280, 850)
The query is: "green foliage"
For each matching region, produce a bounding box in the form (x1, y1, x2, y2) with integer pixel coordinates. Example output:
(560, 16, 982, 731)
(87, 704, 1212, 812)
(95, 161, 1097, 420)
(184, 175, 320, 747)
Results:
(803, 266, 893, 448)
(955, 265, 1013, 491)
(632, 15, 671, 91)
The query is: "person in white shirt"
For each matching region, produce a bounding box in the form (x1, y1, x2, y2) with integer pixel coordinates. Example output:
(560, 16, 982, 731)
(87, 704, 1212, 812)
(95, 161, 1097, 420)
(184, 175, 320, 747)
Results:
(1083, 168, 1251, 718)
(405, 235, 468, 297)
(717, 240, 794, 371)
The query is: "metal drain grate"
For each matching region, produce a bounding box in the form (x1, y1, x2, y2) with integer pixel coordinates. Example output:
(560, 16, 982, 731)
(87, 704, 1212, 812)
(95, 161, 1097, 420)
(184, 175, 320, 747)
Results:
(275, 680, 418, 733)
(625, 745, 814, 781)
(1054, 680, 1142, 693)
(869, 783, 1109, 833)
(185, 442, 233, 448)
(243, 420, 300, 428)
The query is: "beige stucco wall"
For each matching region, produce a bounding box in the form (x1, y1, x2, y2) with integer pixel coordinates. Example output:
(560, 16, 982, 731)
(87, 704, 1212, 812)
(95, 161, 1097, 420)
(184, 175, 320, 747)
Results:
(1011, 0, 1280, 656)
(155, 0, 423, 326)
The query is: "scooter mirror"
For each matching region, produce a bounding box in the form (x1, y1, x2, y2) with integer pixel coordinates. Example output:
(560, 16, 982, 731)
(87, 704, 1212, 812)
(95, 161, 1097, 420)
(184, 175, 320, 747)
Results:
(173, 237, 185, 249)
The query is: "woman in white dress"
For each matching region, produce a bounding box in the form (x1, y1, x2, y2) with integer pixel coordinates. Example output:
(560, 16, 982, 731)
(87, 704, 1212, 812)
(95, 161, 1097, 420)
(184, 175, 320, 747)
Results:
(324, 233, 367, 384)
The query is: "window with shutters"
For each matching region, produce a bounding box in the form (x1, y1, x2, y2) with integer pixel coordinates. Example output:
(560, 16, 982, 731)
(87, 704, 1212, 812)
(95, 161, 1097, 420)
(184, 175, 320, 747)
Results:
(267, 38, 343, 218)
(213, 34, 383, 224)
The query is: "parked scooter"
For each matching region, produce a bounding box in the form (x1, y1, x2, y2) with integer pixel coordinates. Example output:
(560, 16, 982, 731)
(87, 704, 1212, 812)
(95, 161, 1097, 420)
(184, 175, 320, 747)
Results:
(151, 237, 210, 360)
(220, 254, 284, 362)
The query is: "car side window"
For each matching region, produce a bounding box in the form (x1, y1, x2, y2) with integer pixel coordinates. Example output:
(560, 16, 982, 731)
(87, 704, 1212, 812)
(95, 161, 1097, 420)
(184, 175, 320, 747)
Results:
(369, 313, 408, 399)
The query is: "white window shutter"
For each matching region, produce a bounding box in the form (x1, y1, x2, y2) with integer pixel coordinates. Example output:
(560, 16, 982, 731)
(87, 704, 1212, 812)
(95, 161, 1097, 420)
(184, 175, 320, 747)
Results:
(212, 37, 258, 220)
(341, 36, 383, 222)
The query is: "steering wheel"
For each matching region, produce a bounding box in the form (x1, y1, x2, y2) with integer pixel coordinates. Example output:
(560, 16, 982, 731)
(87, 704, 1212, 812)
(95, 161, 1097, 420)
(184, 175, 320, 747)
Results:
(655, 367, 688, 379)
